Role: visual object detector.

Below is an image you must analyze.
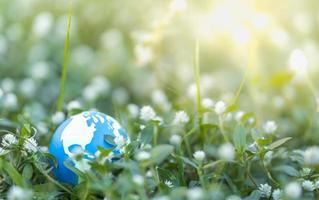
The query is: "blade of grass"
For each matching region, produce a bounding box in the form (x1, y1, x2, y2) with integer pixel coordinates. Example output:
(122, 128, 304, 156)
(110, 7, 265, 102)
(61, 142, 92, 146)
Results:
(193, 39, 203, 136)
(57, 3, 72, 112)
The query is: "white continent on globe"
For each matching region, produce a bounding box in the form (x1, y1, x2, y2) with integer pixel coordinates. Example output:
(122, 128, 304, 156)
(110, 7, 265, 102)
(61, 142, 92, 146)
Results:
(60, 113, 100, 171)
(59, 112, 128, 172)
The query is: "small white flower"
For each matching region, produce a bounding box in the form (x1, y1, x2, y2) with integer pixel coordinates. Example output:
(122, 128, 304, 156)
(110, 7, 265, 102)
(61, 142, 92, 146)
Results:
(187, 187, 203, 200)
(301, 168, 312, 176)
(36, 122, 49, 135)
(263, 121, 277, 134)
(164, 180, 173, 188)
(226, 195, 241, 200)
(214, 101, 227, 115)
(304, 146, 319, 165)
(218, 143, 235, 161)
(140, 106, 156, 121)
(235, 111, 245, 122)
(140, 125, 146, 130)
(170, 134, 182, 145)
(1, 134, 17, 147)
(113, 88, 129, 105)
(23, 138, 38, 153)
(248, 117, 255, 125)
(173, 111, 189, 125)
(284, 182, 302, 199)
(258, 184, 272, 198)
(127, 104, 139, 118)
(314, 180, 319, 189)
(272, 189, 282, 200)
(132, 174, 144, 186)
(1, 78, 15, 92)
(202, 98, 214, 110)
(193, 150, 206, 162)
(67, 100, 82, 111)
(51, 112, 65, 124)
(170, 0, 187, 13)
(32, 12, 54, 37)
(288, 49, 308, 73)
(82, 76, 110, 101)
(7, 186, 33, 200)
(30, 62, 50, 80)
(136, 151, 151, 161)
(2, 93, 18, 109)
(302, 180, 315, 191)
(19, 78, 36, 98)
(146, 170, 153, 177)
(151, 90, 171, 111)
(134, 45, 153, 66)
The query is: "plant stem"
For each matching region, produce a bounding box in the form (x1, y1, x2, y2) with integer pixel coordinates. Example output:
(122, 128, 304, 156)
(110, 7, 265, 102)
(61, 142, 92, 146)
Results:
(57, 4, 72, 112)
(218, 116, 229, 143)
(193, 39, 203, 136)
(153, 125, 158, 146)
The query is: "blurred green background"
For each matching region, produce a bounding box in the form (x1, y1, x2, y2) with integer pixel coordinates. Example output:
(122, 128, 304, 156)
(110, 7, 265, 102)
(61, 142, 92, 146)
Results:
(1, 0, 319, 146)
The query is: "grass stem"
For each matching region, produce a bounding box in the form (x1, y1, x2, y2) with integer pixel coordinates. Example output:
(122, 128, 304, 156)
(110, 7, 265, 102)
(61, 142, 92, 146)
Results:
(56, 3, 72, 112)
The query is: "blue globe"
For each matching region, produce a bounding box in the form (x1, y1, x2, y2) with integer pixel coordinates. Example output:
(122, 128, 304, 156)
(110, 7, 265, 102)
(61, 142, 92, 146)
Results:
(49, 111, 130, 185)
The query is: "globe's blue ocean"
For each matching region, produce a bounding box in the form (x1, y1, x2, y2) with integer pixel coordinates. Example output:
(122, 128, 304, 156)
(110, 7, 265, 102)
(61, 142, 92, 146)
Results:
(49, 111, 129, 185)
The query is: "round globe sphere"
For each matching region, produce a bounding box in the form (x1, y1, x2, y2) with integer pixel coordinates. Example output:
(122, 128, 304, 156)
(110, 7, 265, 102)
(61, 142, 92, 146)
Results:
(49, 111, 130, 185)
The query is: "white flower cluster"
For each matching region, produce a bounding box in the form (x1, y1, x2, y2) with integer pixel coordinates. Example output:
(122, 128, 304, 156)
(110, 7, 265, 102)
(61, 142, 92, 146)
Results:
(7, 186, 33, 200)
(214, 101, 227, 115)
(151, 90, 171, 111)
(169, 134, 182, 145)
(67, 100, 82, 111)
(0, 133, 38, 154)
(284, 182, 302, 198)
(23, 137, 38, 153)
(218, 143, 235, 161)
(82, 76, 110, 101)
(1, 133, 18, 148)
(263, 121, 277, 134)
(173, 110, 190, 125)
(136, 151, 151, 161)
(304, 146, 319, 165)
(193, 150, 206, 162)
(51, 111, 65, 125)
(140, 106, 156, 121)
(139, 106, 163, 124)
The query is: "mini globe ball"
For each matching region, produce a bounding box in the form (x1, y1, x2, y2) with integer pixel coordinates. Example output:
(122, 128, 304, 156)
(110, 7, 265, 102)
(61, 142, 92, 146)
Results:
(49, 111, 130, 185)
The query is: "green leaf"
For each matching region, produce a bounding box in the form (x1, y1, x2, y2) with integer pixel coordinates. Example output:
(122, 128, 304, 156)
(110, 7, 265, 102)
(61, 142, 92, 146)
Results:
(273, 165, 300, 177)
(233, 125, 246, 151)
(256, 137, 272, 146)
(227, 104, 238, 113)
(268, 137, 292, 150)
(179, 156, 197, 168)
(74, 182, 89, 200)
(44, 153, 58, 168)
(139, 125, 154, 145)
(19, 123, 31, 145)
(201, 123, 218, 130)
(22, 164, 33, 180)
(150, 144, 173, 165)
(2, 160, 27, 187)
(97, 146, 112, 158)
